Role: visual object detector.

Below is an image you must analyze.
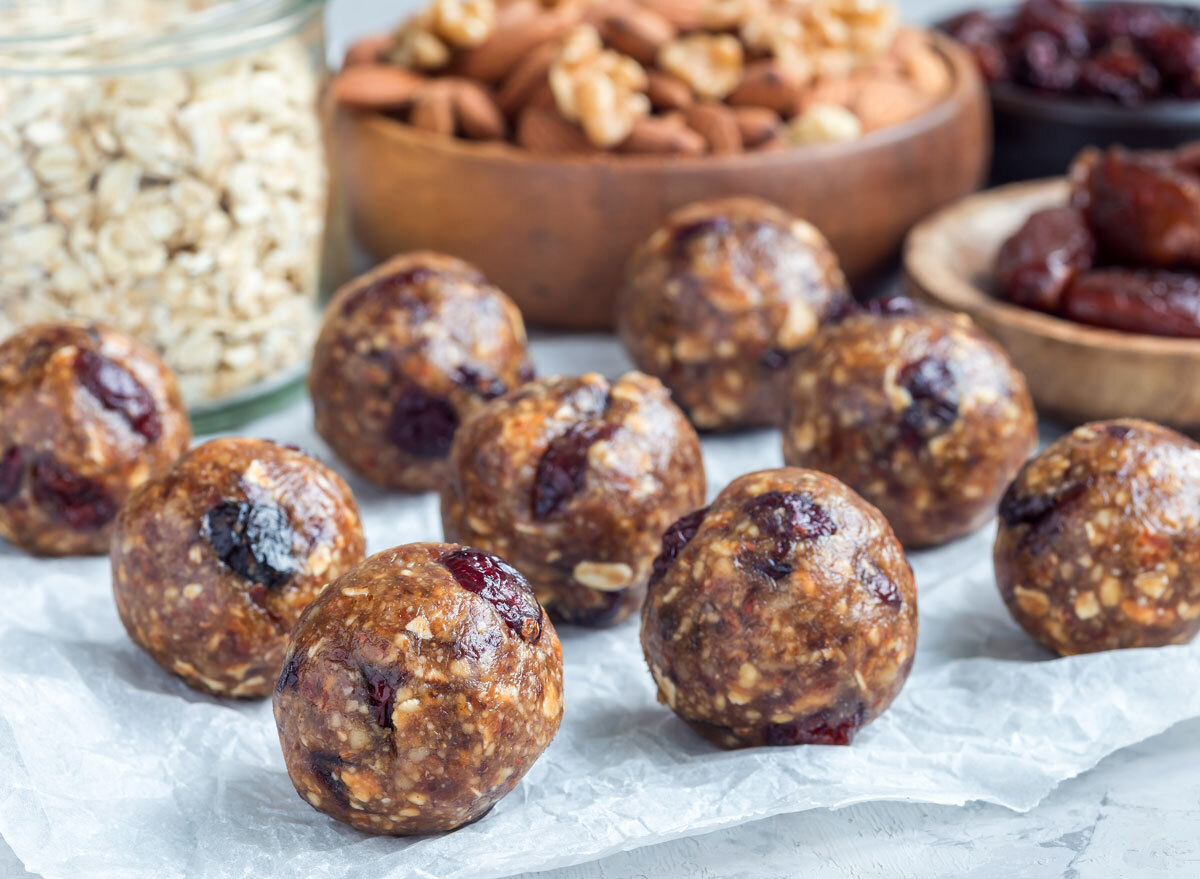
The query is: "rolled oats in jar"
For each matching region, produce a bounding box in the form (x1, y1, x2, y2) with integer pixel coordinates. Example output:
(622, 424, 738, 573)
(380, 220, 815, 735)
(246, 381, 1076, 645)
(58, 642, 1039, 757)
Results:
(0, 0, 328, 420)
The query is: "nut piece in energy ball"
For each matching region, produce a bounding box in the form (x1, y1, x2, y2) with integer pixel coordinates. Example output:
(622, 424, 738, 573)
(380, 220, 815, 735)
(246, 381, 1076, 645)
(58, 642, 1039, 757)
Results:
(641, 467, 917, 749)
(309, 252, 533, 492)
(0, 323, 191, 556)
(995, 419, 1200, 656)
(112, 438, 365, 698)
(273, 543, 563, 835)
(617, 197, 852, 431)
(441, 372, 705, 626)
(783, 301, 1036, 547)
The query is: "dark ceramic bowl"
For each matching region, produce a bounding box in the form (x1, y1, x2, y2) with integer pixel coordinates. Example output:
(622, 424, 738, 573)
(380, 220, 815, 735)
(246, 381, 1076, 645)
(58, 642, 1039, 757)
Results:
(937, 2, 1200, 183)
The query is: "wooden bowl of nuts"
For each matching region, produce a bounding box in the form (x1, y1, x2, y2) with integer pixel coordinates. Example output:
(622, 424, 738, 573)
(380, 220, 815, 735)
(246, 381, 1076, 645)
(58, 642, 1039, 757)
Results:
(332, 0, 990, 328)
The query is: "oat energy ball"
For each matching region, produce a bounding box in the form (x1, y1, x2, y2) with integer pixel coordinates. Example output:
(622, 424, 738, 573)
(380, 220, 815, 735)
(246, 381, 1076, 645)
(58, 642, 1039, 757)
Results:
(783, 299, 1037, 547)
(0, 323, 190, 556)
(309, 251, 533, 492)
(617, 197, 852, 430)
(112, 438, 365, 697)
(442, 372, 705, 626)
(995, 419, 1200, 656)
(273, 543, 563, 835)
(642, 468, 917, 749)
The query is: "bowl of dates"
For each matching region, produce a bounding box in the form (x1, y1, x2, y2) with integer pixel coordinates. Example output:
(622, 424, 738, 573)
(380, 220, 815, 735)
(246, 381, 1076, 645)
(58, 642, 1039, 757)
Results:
(940, 0, 1200, 183)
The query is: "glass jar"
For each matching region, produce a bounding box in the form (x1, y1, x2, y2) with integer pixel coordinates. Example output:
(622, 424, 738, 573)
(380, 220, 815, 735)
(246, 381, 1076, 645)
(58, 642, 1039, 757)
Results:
(0, 0, 328, 430)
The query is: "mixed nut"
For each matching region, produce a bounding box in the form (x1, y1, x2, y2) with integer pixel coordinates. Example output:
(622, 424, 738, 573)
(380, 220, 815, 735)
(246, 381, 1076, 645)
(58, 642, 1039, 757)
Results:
(333, 0, 953, 153)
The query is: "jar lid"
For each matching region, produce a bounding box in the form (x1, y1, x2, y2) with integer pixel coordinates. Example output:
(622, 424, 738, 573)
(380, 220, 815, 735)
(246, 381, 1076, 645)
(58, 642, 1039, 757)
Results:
(0, 0, 323, 75)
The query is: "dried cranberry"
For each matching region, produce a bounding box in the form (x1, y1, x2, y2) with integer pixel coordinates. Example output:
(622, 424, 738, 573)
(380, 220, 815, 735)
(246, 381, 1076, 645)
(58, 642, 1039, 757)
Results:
(858, 558, 901, 608)
(386, 387, 459, 458)
(897, 357, 959, 450)
(1093, 3, 1172, 43)
(276, 650, 303, 692)
(650, 506, 710, 583)
(944, 11, 1011, 80)
(1079, 44, 1161, 104)
(1015, 31, 1081, 92)
(764, 704, 866, 747)
(74, 349, 162, 441)
(531, 422, 616, 519)
(452, 364, 507, 400)
(30, 457, 116, 530)
(864, 296, 921, 317)
(739, 551, 792, 581)
(1104, 423, 1135, 440)
(517, 361, 537, 384)
(308, 752, 352, 809)
(1147, 24, 1200, 95)
(672, 215, 733, 251)
(361, 665, 403, 729)
(758, 348, 792, 370)
(203, 500, 298, 589)
(443, 548, 542, 641)
(745, 491, 837, 543)
(0, 447, 22, 504)
(1014, 0, 1091, 57)
(998, 474, 1089, 540)
(823, 295, 862, 324)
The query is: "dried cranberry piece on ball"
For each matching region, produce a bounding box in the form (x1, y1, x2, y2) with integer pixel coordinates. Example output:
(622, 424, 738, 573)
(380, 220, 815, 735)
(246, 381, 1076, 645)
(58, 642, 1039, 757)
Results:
(650, 506, 710, 584)
(386, 387, 459, 459)
(532, 422, 617, 519)
(74, 348, 163, 441)
(443, 548, 542, 642)
(203, 500, 299, 590)
(0, 447, 22, 504)
(31, 457, 117, 531)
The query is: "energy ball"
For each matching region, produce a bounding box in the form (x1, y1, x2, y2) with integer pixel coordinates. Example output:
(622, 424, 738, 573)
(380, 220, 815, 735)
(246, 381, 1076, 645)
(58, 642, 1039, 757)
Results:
(441, 372, 705, 627)
(309, 251, 533, 492)
(783, 299, 1037, 547)
(112, 438, 365, 697)
(273, 543, 563, 835)
(641, 467, 917, 749)
(617, 197, 853, 431)
(0, 323, 190, 556)
(995, 419, 1200, 655)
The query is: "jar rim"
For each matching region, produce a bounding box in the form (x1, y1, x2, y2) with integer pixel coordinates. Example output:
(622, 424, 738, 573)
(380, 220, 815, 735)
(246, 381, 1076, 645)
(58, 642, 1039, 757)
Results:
(0, 0, 324, 76)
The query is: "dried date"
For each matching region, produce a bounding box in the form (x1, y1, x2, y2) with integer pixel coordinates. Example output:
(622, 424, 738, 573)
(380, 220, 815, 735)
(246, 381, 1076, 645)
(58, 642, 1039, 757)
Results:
(995, 207, 1096, 312)
(1062, 269, 1200, 338)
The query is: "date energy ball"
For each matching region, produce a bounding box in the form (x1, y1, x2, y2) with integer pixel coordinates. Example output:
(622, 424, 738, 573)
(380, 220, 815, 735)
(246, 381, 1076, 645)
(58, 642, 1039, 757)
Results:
(995, 419, 1200, 655)
(642, 468, 917, 749)
(309, 251, 533, 492)
(112, 437, 365, 698)
(441, 372, 705, 627)
(0, 323, 190, 556)
(617, 197, 853, 431)
(273, 543, 563, 835)
(783, 300, 1037, 547)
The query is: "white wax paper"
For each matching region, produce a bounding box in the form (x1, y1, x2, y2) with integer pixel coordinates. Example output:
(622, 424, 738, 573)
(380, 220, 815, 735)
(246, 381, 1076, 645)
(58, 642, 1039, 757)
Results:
(2, 335, 1199, 879)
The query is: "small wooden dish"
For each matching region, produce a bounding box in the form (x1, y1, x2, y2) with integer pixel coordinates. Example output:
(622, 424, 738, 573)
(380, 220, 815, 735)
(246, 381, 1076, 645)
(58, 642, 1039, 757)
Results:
(904, 178, 1200, 431)
(333, 33, 989, 329)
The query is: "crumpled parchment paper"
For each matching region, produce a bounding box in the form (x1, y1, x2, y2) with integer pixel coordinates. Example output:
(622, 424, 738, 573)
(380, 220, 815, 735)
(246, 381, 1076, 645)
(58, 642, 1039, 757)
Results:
(2, 335, 1198, 879)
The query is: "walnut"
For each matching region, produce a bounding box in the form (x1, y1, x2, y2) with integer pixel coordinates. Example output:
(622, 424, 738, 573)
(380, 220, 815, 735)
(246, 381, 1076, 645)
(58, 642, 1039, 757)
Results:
(390, 0, 497, 69)
(390, 26, 453, 70)
(549, 25, 650, 147)
(658, 33, 744, 101)
(739, 0, 899, 82)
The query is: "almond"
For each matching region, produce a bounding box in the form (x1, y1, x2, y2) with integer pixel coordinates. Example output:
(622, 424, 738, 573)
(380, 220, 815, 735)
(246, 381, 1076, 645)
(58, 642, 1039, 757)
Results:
(450, 79, 508, 139)
(496, 39, 559, 115)
(726, 61, 805, 116)
(618, 115, 706, 155)
(596, 2, 676, 66)
(799, 76, 860, 110)
(456, 0, 582, 83)
(516, 106, 599, 153)
(851, 76, 929, 131)
(343, 34, 393, 68)
(641, 0, 703, 31)
(332, 65, 427, 109)
(902, 44, 952, 97)
(411, 82, 457, 135)
(646, 71, 693, 110)
(684, 102, 742, 154)
(732, 106, 781, 148)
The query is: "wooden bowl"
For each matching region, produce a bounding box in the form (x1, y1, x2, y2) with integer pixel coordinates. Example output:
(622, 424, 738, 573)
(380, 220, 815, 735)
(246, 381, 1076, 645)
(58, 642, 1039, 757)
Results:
(904, 178, 1200, 431)
(333, 33, 989, 329)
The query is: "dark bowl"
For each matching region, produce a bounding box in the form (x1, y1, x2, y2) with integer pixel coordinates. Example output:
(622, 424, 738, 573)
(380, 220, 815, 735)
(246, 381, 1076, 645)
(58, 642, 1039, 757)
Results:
(936, 2, 1200, 183)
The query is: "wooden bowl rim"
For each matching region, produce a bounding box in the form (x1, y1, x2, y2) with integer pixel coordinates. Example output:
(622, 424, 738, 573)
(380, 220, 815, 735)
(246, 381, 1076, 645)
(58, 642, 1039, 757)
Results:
(346, 31, 981, 173)
(903, 176, 1200, 357)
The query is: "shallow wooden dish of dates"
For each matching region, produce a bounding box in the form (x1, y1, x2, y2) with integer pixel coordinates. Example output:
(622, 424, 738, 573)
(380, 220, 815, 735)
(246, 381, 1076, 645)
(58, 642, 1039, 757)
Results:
(904, 178, 1200, 431)
(334, 32, 988, 329)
